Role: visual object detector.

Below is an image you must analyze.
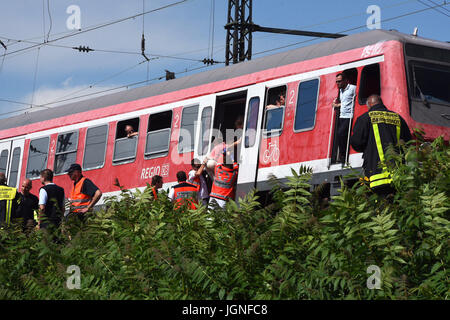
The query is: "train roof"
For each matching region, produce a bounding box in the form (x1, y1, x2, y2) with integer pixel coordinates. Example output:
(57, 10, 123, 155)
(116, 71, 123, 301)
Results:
(1, 29, 449, 132)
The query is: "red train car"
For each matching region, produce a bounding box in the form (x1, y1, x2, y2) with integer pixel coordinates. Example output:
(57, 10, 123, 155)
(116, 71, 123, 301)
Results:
(0, 30, 449, 203)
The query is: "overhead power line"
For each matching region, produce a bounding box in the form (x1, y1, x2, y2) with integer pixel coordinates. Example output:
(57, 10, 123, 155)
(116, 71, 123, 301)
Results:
(0, 64, 217, 118)
(0, 0, 191, 58)
(416, 0, 450, 17)
(254, 1, 450, 56)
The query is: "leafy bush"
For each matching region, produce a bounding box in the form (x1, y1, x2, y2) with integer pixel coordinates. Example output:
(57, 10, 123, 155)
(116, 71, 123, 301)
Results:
(0, 135, 448, 299)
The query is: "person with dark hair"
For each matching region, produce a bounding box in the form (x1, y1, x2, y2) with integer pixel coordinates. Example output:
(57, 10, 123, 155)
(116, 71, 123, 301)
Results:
(333, 72, 356, 163)
(350, 94, 412, 195)
(150, 175, 163, 200)
(67, 163, 102, 222)
(125, 125, 138, 138)
(0, 172, 21, 228)
(17, 178, 39, 231)
(38, 169, 65, 229)
(266, 92, 286, 110)
(188, 158, 210, 206)
(169, 171, 198, 210)
(209, 150, 239, 209)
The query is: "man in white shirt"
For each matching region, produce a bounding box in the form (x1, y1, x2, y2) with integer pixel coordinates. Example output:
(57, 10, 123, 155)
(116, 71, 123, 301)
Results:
(332, 73, 356, 163)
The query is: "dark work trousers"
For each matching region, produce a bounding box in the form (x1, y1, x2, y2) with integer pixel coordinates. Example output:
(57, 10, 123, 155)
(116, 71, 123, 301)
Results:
(337, 117, 351, 161)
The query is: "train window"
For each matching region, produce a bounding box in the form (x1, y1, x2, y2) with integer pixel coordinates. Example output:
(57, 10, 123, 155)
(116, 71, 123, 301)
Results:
(8, 147, 21, 188)
(145, 110, 172, 158)
(54, 131, 79, 175)
(263, 86, 286, 137)
(113, 118, 139, 164)
(83, 125, 108, 170)
(410, 62, 450, 105)
(294, 78, 320, 132)
(0, 149, 8, 173)
(245, 97, 260, 148)
(358, 63, 380, 105)
(178, 105, 199, 153)
(26, 137, 49, 179)
(198, 107, 212, 155)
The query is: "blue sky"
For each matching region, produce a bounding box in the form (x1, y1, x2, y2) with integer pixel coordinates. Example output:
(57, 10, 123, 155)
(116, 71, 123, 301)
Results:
(0, 0, 449, 119)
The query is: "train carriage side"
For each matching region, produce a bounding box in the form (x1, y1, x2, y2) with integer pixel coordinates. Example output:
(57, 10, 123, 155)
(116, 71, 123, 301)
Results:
(1, 30, 448, 204)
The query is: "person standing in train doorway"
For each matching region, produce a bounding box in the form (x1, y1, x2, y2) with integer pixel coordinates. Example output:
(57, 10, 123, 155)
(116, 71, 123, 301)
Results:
(67, 163, 102, 222)
(332, 73, 356, 163)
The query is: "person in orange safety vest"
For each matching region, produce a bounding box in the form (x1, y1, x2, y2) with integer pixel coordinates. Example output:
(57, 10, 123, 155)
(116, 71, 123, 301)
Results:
(67, 163, 102, 222)
(150, 175, 163, 200)
(209, 152, 239, 209)
(169, 171, 198, 210)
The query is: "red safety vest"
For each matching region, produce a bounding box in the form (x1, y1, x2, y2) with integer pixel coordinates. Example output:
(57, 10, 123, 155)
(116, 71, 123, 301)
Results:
(69, 177, 91, 213)
(210, 162, 239, 201)
(151, 186, 158, 200)
(172, 182, 198, 210)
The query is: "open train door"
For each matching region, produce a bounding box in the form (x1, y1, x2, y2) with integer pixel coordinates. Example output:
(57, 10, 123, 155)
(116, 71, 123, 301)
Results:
(236, 83, 265, 199)
(0, 137, 25, 188)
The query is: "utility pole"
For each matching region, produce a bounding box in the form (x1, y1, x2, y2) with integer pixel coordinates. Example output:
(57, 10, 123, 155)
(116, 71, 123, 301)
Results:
(224, 1, 347, 65)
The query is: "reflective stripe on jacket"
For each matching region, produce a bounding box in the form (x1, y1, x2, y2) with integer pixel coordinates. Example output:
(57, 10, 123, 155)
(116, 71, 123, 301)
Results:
(210, 163, 239, 201)
(0, 185, 17, 227)
(369, 111, 401, 189)
(172, 182, 198, 210)
(69, 177, 91, 213)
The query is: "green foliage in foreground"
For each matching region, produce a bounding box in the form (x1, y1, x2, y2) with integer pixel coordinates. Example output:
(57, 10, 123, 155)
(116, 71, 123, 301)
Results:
(0, 135, 448, 299)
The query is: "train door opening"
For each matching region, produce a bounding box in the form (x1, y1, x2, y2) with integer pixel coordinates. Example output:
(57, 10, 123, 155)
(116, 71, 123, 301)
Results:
(212, 91, 247, 162)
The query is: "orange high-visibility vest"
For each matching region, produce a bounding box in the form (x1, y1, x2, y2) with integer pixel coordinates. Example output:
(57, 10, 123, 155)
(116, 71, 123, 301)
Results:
(69, 177, 91, 213)
(210, 162, 239, 201)
(172, 182, 198, 210)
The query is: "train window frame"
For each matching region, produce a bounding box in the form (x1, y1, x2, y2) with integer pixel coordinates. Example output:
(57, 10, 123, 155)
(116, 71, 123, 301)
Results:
(262, 84, 287, 138)
(82, 124, 109, 171)
(26, 136, 50, 180)
(293, 77, 320, 133)
(145, 110, 173, 160)
(178, 104, 199, 154)
(54, 130, 79, 176)
(0, 149, 8, 173)
(112, 117, 140, 165)
(8, 147, 21, 188)
(198, 106, 213, 156)
(245, 97, 260, 148)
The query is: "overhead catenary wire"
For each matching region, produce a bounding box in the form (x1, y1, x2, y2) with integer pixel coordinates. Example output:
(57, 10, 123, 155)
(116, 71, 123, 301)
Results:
(46, 0, 53, 42)
(0, 0, 191, 58)
(417, 0, 450, 17)
(0, 36, 220, 63)
(0, 63, 219, 118)
(254, 1, 450, 56)
(30, 47, 41, 108)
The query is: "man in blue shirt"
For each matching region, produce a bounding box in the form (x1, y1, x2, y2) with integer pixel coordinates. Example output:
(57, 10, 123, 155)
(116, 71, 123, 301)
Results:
(332, 73, 356, 163)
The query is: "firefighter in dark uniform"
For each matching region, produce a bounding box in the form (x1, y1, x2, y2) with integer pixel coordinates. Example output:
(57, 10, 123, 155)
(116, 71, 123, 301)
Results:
(350, 94, 412, 195)
(0, 172, 21, 228)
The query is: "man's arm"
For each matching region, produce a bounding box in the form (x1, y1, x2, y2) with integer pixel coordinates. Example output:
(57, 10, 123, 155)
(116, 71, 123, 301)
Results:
(84, 189, 102, 211)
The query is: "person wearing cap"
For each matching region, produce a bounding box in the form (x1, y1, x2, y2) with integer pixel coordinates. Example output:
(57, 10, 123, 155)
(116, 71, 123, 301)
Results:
(67, 163, 102, 220)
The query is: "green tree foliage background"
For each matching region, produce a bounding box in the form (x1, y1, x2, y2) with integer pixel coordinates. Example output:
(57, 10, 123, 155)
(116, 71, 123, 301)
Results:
(0, 135, 448, 299)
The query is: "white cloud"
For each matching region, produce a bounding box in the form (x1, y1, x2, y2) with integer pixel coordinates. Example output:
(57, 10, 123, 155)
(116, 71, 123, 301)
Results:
(23, 84, 125, 112)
